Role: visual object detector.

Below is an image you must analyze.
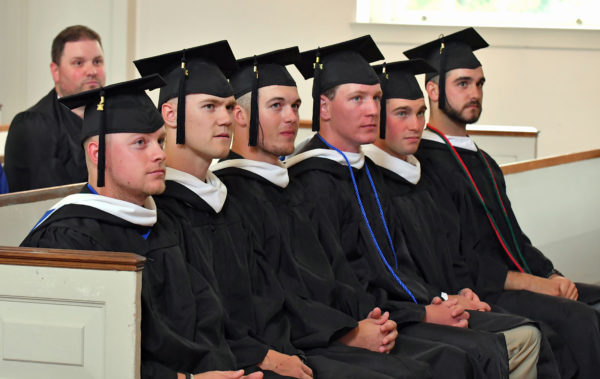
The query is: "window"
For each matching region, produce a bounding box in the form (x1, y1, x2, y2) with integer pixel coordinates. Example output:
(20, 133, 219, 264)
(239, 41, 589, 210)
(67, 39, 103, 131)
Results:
(357, 0, 600, 29)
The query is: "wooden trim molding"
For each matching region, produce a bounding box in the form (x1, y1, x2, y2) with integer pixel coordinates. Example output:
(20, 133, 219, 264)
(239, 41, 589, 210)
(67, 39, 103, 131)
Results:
(0, 182, 84, 207)
(0, 124, 9, 132)
(467, 130, 538, 137)
(299, 120, 538, 138)
(0, 246, 145, 271)
(502, 149, 600, 175)
(299, 120, 313, 129)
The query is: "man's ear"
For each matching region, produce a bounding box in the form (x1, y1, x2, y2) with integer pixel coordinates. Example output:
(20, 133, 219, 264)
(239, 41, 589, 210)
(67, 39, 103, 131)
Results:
(425, 81, 439, 103)
(161, 101, 177, 129)
(319, 94, 331, 122)
(234, 104, 248, 127)
(86, 139, 99, 165)
(50, 62, 59, 85)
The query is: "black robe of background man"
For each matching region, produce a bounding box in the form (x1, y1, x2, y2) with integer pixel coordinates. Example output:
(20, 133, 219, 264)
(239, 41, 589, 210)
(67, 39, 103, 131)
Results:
(5, 89, 87, 191)
(155, 178, 432, 379)
(368, 152, 571, 378)
(20, 186, 256, 379)
(417, 137, 600, 378)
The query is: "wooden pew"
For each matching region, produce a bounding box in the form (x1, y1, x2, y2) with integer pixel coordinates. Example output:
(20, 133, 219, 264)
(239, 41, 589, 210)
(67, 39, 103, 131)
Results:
(502, 149, 600, 284)
(0, 246, 144, 378)
(502, 149, 600, 174)
(0, 183, 83, 246)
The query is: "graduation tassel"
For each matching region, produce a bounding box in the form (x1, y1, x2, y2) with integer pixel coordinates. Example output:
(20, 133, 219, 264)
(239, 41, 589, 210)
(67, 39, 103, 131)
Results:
(176, 50, 188, 145)
(249, 56, 259, 147)
(438, 36, 447, 110)
(379, 62, 388, 139)
(97, 90, 106, 188)
(311, 49, 322, 132)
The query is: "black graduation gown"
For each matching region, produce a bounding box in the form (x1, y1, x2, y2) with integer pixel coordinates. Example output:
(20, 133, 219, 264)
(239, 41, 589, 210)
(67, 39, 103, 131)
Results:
(19, 187, 243, 379)
(5, 89, 87, 191)
(155, 180, 429, 379)
(417, 137, 600, 378)
(371, 159, 568, 378)
(214, 154, 494, 379)
(287, 136, 531, 379)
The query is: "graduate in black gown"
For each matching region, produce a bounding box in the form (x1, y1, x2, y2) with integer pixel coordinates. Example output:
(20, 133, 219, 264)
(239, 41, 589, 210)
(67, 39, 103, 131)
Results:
(286, 35, 547, 379)
(364, 58, 573, 378)
(210, 46, 504, 379)
(135, 42, 428, 379)
(20, 76, 263, 379)
(4, 25, 104, 191)
(213, 35, 528, 377)
(405, 27, 600, 378)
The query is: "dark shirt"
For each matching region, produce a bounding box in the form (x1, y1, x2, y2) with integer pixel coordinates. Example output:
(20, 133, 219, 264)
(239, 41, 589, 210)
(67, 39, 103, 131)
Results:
(5, 89, 87, 191)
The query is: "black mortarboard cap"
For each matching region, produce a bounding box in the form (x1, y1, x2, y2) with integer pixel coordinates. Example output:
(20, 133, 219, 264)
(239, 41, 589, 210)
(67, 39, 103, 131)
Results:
(229, 47, 300, 146)
(403, 27, 488, 109)
(372, 59, 436, 138)
(133, 41, 237, 144)
(298, 35, 384, 132)
(59, 74, 166, 187)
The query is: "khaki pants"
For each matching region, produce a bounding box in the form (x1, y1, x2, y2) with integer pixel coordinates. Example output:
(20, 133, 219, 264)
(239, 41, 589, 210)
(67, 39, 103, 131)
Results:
(501, 325, 541, 379)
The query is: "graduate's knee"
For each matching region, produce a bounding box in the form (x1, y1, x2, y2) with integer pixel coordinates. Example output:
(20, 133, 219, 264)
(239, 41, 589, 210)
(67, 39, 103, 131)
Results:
(502, 325, 541, 373)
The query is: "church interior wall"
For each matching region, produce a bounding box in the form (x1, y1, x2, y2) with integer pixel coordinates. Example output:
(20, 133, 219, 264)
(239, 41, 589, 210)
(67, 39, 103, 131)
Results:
(2, 0, 598, 158)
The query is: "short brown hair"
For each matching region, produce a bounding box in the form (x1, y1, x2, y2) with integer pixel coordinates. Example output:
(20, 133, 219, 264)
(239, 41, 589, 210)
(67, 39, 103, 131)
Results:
(322, 85, 339, 101)
(51, 25, 102, 64)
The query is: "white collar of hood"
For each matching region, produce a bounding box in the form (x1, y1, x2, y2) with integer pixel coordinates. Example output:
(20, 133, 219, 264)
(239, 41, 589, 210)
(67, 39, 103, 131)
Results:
(362, 144, 421, 185)
(165, 167, 227, 213)
(34, 192, 157, 230)
(285, 148, 365, 169)
(422, 129, 477, 152)
(211, 158, 290, 188)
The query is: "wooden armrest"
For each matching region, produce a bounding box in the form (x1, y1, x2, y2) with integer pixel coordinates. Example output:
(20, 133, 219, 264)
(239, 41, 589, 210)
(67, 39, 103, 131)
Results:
(0, 245, 145, 271)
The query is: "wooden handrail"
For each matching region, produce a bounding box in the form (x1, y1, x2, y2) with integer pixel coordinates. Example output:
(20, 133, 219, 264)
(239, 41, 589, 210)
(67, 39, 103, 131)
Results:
(298, 120, 539, 137)
(0, 245, 145, 271)
(0, 182, 84, 207)
(502, 149, 600, 175)
(467, 130, 538, 137)
(299, 120, 312, 129)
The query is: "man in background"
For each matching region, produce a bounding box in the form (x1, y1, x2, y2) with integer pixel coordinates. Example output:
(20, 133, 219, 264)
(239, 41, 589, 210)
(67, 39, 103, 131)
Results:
(5, 24, 105, 191)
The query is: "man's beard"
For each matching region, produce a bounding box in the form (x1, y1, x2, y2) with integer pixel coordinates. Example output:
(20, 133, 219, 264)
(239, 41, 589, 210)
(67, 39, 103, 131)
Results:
(441, 99, 482, 125)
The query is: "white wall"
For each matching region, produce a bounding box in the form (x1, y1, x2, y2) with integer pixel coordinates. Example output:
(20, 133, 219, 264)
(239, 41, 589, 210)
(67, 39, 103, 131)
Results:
(2, 0, 599, 158)
(0, 0, 132, 124)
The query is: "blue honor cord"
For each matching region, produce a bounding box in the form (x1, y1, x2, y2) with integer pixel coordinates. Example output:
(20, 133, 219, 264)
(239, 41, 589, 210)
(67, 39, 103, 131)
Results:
(317, 134, 417, 303)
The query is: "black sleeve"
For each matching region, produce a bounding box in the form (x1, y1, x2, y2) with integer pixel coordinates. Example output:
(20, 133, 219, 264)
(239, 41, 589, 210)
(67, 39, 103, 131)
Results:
(455, 180, 510, 298)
